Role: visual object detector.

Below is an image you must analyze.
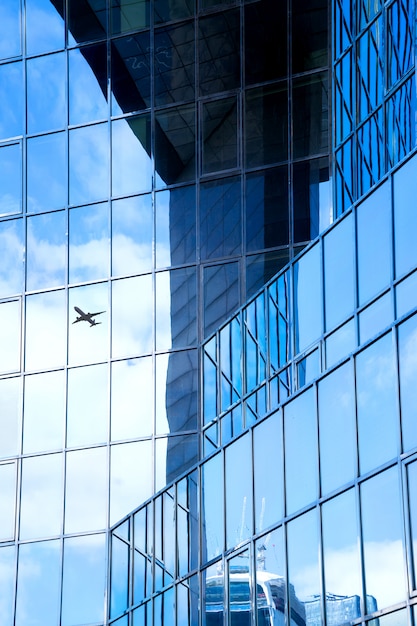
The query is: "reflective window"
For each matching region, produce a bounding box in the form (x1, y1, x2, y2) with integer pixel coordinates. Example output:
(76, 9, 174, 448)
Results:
(67, 364, 108, 447)
(246, 250, 289, 301)
(154, 22, 195, 106)
(68, 283, 109, 366)
(0, 0, 21, 59)
(68, 0, 107, 43)
(155, 105, 195, 185)
(360, 468, 406, 611)
(325, 319, 356, 368)
(0, 462, 16, 541)
(407, 459, 417, 590)
(357, 109, 384, 197)
(155, 186, 196, 268)
(245, 84, 288, 168)
(0, 218, 24, 298)
(26, 211, 66, 290)
(69, 44, 108, 125)
(387, 75, 416, 169)
(156, 268, 197, 350)
(111, 357, 153, 440)
(324, 213, 355, 330)
(292, 73, 329, 159)
(357, 18, 383, 122)
(356, 334, 398, 475)
(25, 290, 66, 371)
(69, 123, 109, 206)
(23, 370, 65, 454)
(19, 454, 63, 540)
(26, 0, 64, 55)
(292, 0, 328, 72)
(293, 157, 331, 243)
(202, 97, 238, 174)
(398, 313, 417, 452)
(201, 453, 224, 562)
(253, 411, 283, 532)
(27, 133, 67, 215)
(284, 387, 318, 514)
(228, 550, 252, 625)
(154, 0, 193, 23)
(203, 262, 239, 338)
(15, 540, 61, 626)
(112, 116, 152, 197)
(111, 0, 149, 34)
(0, 61, 23, 140)
(0, 142, 22, 216)
(359, 292, 393, 345)
(244, 1, 287, 84)
(112, 194, 152, 276)
(155, 350, 198, 435)
(65, 447, 108, 534)
(322, 490, 361, 624)
(319, 362, 356, 494)
(111, 34, 151, 115)
(110, 441, 152, 525)
(246, 167, 288, 251)
(110, 522, 130, 619)
(357, 179, 392, 306)
(199, 9, 240, 96)
(387, 0, 414, 89)
(200, 177, 241, 260)
(62, 534, 106, 626)
(69, 203, 109, 284)
(27, 53, 66, 134)
(0, 546, 15, 624)
(294, 244, 322, 354)
(287, 509, 320, 626)
(0, 299, 20, 374)
(112, 275, 152, 358)
(394, 155, 417, 279)
(225, 434, 253, 549)
(396, 270, 417, 319)
(0, 377, 20, 457)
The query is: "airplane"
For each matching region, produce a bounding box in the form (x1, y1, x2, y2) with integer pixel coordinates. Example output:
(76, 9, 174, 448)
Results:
(72, 306, 105, 327)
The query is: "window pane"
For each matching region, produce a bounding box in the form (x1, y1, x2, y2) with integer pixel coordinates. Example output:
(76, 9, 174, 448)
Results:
(203, 262, 239, 338)
(19, 454, 63, 540)
(111, 275, 153, 358)
(69, 44, 108, 125)
(294, 244, 322, 354)
(26, 210, 66, 289)
(0, 299, 20, 374)
(357, 178, 392, 306)
(225, 434, 252, 549)
(398, 313, 417, 452)
(356, 334, 398, 475)
(0, 462, 16, 541)
(202, 97, 238, 173)
(112, 116, 152, 197)
(0, 61, 23, 140)
(68, 283, 109, 366)
(361, 468, 406, 611)
(292, 72, 329, 159)
(15, 541, 61, 626)
(0, 377, 20, 458)
(0, 143, 22, 217)
(0, 546, 15, 624)
(200, 177, 241, 260)
(155, 186, 196, 268)
(319, 362, 356, 494)
(285, 387, 318, 514)
(65, 447, 108, 534)
(62, 534, 106, 626)
(111, 357, 153, 440)
(23, 370, 65, 454)
(112, 194, 153, 276)
(67, 364, 108, 447)
(0, 218, 24, 297)
(199, 10, 240, 96)
(201, 454, 224, 563)
(156, 268, 197, 351)
(26, 0, 64, 55)
(25, 290, 66, 371)
(394, 154, 417, 279)
(27, 53, 66, 134)
(69, 203, 109, 284)
(0, 0, 21, 59)
(154, 22, 195, 106)
(156, 351, 198, 435)
(69, 123, 109, 206)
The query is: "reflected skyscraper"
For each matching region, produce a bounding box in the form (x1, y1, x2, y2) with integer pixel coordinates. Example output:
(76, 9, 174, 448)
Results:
(0, 0, 416, 625)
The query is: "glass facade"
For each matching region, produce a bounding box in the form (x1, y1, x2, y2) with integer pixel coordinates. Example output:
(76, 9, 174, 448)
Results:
(0, 0, 415, 625)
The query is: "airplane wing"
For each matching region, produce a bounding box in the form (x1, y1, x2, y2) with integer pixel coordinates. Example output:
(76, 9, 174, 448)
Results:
(89, 311, 105, 316)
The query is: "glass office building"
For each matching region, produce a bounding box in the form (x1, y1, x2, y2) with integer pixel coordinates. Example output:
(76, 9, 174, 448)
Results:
(0, 0, 415, 625)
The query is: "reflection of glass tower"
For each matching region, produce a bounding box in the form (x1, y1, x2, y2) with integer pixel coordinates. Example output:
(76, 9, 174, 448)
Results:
(1, 1, 416, 626)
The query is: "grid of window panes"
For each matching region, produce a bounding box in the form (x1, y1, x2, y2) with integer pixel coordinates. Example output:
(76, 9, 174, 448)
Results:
(334, 0, 416, 215)
(109, 150, 417, 626)
(0, 0, 332, 624)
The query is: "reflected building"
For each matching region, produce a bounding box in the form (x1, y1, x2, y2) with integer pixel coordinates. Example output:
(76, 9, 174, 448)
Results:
(0, 0, 416, 626)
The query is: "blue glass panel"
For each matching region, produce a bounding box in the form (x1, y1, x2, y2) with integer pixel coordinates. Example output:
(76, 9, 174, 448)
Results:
(394, 154, 417, 279)
(111, 0, 149, 34)
(324, 213, 355, 330)
(0, 377, 20, 457)
(297, 347, 320, 388)
(361, 468, 406, 611)
(357, 179, 392, 306)
(203, 262, 239, 338)
(69, 45, 108, 125)
(156, 267, 197, 350)
(155, 186, 196, 268)
(111, 275, 153, 358)
(26, 211, 66, 290)
(112, 116, 152, 197)
(294, 243, 322, 354)
(113, 194, 152, 276)
(69, 123, 109, 206)
(225, 434, 252, 549)
(69, 203, 109, 284)
(110, 440, 152, 525)
(62, 534, 106, 626)
(398, 313, 417, 452)
(396, 270, 417, 318)
(67, 364, 108, 447)
(325, 318, 356, 369)
(319, 362, 356, 494)
(23, 370, 65, 454)
(284, 387, 318, 514)
(203, 352, 217, 425)
(27, 133, 67, 214)
(387, 0, 414, 88)
(27, 53, 66, 134)
(15, 540, 61, 626)
(253, 410, 283, 532)
(0, 142, 22, 216)
(0, 0, 21, 59)
(25, 290, 66, 371)
(201, 454, 224, 562)
(0, 61, 23, 140)
(356, 333, 398, 475)
(387, 75, 416, 169)
(359, 292, 393, 345)
(68, 282, 109, 366)
(154, 22, 195, 106)
(357, 109, 384, 197)
(0, 299, 21, 374)
(357, 18, 383, 122)
(110, 535, 129, 619)
(0, 546, 15, 624)
(0, 218, 24, 298)
(26, 0, 64, 55)
(407, 460, 417, 590)
(335, 51, 353, 144)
